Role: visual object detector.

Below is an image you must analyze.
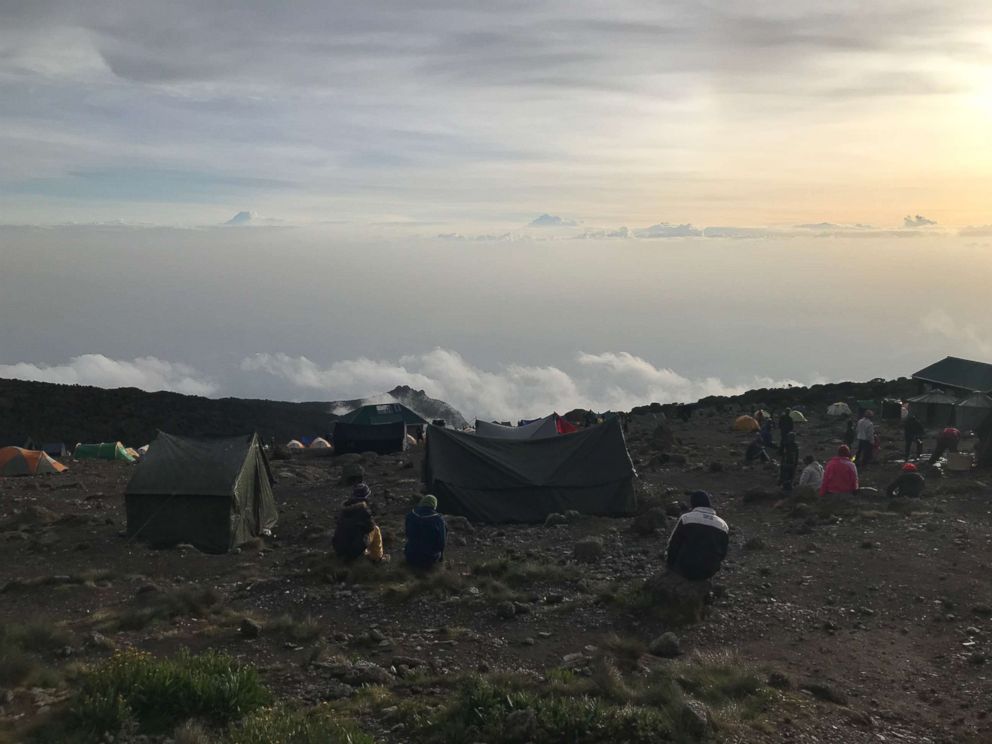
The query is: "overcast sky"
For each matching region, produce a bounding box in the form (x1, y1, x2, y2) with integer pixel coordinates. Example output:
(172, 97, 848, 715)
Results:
(3, 1, 992, 228)
(1, 2, 991, 419)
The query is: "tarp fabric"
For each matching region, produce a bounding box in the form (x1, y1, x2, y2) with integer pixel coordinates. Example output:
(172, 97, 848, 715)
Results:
(125, 431, 277, 553)
(475, 415, 560, 440)
(424, 418, 636, 523)
(41, 443, 68, 457)
(333, 421, 408, 455)
(74, 442, 135, 462)
(733, 415, 760, 432)
(0, 447, 68, 476)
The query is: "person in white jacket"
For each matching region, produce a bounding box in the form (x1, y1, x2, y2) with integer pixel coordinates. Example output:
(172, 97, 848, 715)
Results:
(798, 455, 823, 490)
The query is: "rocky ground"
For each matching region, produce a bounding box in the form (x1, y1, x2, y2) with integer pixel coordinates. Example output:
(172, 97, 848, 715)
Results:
(0, 407, 990, 743)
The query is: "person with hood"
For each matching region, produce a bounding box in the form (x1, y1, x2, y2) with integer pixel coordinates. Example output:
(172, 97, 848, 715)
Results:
(665, 491, 730, 581)
(779, 431, 799, 493)
(855, 411, 875, 466)
(332, 483, 387, 562)
(404, 494, 447, 569)
(886, 463, 926, 498)
(798, 454, 823, 490)
(778, 410, 795, 453)
(903, 412, 926, 461)
(819, 445, 859, 496)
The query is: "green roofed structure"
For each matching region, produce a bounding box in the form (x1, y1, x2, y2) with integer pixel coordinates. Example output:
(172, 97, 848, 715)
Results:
(74, 441, 135, 462)
(912, 356, 992, 395)
(337, 403, 428, 426)
(124, 431, 277, 553)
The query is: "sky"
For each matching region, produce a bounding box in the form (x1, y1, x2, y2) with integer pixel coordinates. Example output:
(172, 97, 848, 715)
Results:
(1, 2, 991, 420)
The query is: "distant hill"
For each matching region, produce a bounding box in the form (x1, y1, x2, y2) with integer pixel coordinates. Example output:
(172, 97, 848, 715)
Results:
(0, 378, 467, 447)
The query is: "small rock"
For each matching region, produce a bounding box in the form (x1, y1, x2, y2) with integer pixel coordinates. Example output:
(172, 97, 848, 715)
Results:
(649, 632, 681, 658)
(767, 671, 792, 689)
(239, 618, 262, 639)
(496, 601, 517, 619)
(445, 515, 474, 533)
(572, 538, 605, 564)
(679, 700, 711, 738)
(544, 513, 568, 527)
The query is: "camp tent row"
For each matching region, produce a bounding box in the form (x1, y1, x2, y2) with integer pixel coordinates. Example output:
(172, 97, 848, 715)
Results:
(473, 413, 577, 440)
(425, 418, 636, 523)
(333, 403, 428, 454)
(125, 431, 277, 554)
(907, 390, 992, 429)
(75, 441, 136, 462)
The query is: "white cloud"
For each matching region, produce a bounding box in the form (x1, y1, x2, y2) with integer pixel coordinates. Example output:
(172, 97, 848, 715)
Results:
(904, 214, 937, 227)
(633, 222, 702, 238)
(0, 354, 217, 395)
(922, 310, 992, 358)
(240, 348, 805, 421)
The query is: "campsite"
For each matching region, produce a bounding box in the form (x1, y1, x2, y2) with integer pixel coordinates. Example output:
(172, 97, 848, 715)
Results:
(0, 374, 990, 743)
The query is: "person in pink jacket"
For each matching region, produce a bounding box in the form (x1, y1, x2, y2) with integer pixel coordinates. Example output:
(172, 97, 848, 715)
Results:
(819, 444, 860, 496)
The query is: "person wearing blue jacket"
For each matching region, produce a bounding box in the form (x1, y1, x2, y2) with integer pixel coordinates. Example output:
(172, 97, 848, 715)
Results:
(404, 495, 447, 569)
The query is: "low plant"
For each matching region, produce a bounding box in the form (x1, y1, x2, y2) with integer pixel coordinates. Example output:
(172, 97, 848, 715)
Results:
(227, 705, 374, 744)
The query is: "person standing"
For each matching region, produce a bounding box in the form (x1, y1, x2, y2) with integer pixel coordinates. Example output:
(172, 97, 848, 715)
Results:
(820, 445, 860, 496)
(903, 412, 925, 461)
(665, 491, 729, 581)
(778, 410, 795, 453)
(779, 432, 799, 493)
(855, 411, 875, 466)
(928, 427, 961, 465)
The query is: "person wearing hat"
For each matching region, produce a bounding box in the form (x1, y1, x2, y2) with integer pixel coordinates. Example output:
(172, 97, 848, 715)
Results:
(664, 491, 730, 581)
(403, 494, 447, 570)
(798, 454, 824, 491)
(332, 482, 387, 562)
(886, 463, 926, 498)
(819, 444, 859, 496)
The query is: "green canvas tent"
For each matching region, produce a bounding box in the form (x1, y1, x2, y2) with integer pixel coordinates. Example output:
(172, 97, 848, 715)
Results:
(124, 432, 277, 553)
(337, 403, 428, 426)
(424, 418, 636, 523)
(74, 441, 135, 462)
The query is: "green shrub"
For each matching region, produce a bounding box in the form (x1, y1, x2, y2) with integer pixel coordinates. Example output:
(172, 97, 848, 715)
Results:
(0, 622, 71, 687)
(67, 649, 270, 737)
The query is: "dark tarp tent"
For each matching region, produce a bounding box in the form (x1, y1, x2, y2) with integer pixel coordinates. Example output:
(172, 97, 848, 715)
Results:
(333, 421, 408, 455)
(956, 393, 992, 432)
(124, 431, 277, 553)
(475, 414, 560, 440)
(424, 418, 636, 523)
(337, 403, 428, 427)
(907, 391, 958, 427)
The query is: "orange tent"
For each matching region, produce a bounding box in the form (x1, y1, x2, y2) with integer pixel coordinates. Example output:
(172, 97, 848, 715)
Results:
(0, 447, 68, 476)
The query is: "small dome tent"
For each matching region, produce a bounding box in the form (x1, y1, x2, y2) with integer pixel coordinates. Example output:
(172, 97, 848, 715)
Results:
(286, 440, 305, 449)
(0, 447, 68, 476)
(309, 437, 332, 449)
(733, 415, 760, 432)
(789, 410, 808, 423)
(826, 402, 852, 417)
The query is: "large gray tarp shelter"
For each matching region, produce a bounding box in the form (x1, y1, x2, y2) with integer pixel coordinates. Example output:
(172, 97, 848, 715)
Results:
(125, 431, 277, 553)
(332, 421, 408, 454)
(424, 418, 636, 523)
(474, 415, 560, 440)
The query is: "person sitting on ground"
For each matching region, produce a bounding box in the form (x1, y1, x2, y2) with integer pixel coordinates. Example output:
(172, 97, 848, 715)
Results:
(779, 431, 799, 493)
(903, 412, 926, 461)
(665, 491, 730, 581)
(855, 410, 875, 466)
(819, 444, 859, 496)
(404, 494, 447, 569)
(928, 427, 961, 465)
(332, 483, 387, 562)
(778, 410, 794, 453)
(886, 463, 926, 498)
(798, 454, 823, 490)
(745, 433, 770, 464)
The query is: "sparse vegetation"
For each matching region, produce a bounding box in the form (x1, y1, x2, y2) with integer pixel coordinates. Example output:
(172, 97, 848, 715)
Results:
(0, 621, 71, 687)
(97, 585, 225, 632)
(227, 705, 373, 744)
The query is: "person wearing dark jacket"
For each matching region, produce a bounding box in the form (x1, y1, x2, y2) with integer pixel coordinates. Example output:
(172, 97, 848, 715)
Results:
(404, 494, 447, 569)
(903, 413, 925, 460)
(745, 433, 769, 464)
(760, 419, 774, 448)
(928, 427, 961, 465)
(886, 463, 926, 498)
(779, 432, 799, 493)
(332, 483, 386, 562)
(778, 411, 794, 453)
(665, 491, 730, 581)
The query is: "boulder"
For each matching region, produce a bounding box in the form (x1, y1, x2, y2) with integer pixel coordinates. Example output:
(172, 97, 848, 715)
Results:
(544, 513, 568, 527)
(239, 618, 262, 639)
(640, 571, 709, 626)
(679, 700, 712, 738)
(631, 506, 668, 536)
(496, 601, 517, 619)
(445, 515, 474, 533)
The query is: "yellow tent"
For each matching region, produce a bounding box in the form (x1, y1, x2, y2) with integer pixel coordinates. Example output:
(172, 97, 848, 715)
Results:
(733, 415, 760, 432)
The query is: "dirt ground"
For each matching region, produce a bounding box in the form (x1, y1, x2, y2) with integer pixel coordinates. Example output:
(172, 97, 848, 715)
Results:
(1, 408, 990, 743)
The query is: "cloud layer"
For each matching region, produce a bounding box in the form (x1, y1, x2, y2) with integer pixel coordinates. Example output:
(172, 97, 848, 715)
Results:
(0, 354, 217, 396)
